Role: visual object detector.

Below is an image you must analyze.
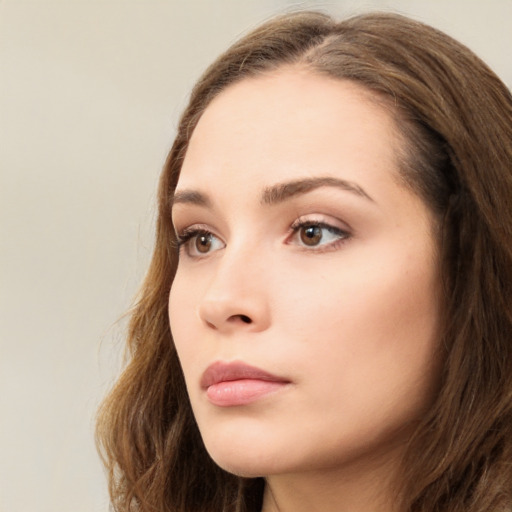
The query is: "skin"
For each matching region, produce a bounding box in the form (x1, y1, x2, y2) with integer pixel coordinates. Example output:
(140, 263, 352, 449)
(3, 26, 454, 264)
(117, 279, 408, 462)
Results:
(169, 68, 442, 512)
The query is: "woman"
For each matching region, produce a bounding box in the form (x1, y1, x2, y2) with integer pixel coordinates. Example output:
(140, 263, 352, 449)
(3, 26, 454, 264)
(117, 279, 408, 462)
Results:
(97, 10, 512, 512)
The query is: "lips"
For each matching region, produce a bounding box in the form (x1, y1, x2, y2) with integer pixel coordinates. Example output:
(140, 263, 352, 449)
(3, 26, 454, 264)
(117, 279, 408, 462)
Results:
(201, 361, 290, 407)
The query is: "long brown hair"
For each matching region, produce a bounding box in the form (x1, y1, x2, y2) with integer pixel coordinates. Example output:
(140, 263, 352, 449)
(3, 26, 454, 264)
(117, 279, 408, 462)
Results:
(96, 11, 512, 512)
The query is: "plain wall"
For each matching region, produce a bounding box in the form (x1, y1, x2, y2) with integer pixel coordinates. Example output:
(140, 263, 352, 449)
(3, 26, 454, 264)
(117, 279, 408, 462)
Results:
(1, 1, 510, 511)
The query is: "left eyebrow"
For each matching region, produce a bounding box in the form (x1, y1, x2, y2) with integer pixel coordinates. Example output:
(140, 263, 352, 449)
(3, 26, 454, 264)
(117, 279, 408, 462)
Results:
(261, 176, 374, 205)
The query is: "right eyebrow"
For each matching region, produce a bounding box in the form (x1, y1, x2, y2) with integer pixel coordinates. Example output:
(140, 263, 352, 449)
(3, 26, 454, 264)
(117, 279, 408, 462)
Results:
(171, 190, 211, 209)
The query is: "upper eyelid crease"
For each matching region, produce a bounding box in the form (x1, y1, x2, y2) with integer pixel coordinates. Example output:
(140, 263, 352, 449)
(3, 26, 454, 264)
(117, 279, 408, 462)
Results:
(171, 176, 373, 216)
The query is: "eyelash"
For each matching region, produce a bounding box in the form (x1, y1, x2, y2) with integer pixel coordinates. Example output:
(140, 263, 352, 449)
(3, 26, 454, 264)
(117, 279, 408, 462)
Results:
(175, 218, 351, 258)
(175, 225, 217, 251)
(288, 218, 351, 252)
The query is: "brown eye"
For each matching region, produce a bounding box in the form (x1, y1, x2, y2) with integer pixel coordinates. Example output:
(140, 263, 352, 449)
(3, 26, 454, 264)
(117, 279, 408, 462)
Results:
(300, 225, 323, 246)
(177, 228, 225, 258)
(195, 233, 212, 253)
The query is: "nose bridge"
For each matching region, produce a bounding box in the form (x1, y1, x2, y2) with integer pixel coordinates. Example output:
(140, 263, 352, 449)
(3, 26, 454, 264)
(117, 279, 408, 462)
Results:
(198, 239, 270, 332)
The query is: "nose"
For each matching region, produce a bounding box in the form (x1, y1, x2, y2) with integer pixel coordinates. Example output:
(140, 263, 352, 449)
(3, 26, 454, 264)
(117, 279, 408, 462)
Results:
(198, 248, 271, 334)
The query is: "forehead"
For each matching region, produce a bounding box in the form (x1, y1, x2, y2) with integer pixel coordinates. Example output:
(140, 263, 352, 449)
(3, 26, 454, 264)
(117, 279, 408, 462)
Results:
(178, 69, 401, 197)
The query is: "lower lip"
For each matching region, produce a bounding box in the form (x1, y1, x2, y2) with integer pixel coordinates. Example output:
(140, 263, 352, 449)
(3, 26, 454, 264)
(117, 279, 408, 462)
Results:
(206, 379, 288, 407)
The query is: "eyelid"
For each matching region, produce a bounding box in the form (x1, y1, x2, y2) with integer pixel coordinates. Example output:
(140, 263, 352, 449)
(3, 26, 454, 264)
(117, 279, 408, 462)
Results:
(174, 223, 214, 239)
(289, 214, 352, 234)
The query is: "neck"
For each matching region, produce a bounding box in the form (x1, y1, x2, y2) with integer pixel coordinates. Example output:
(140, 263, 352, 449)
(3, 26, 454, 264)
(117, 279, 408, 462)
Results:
(261, 452, 402, 512)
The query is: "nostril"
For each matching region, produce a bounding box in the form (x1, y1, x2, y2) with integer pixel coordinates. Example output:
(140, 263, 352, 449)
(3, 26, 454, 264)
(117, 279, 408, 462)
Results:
(239, 315, 252, 324)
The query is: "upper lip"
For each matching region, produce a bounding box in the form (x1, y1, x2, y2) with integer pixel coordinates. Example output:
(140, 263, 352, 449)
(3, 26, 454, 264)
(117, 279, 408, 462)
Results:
(200, 361, 289, 389)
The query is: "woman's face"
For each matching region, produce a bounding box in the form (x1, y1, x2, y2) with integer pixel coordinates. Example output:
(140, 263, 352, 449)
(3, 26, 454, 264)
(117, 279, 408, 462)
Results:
(169, 69, 441, 478)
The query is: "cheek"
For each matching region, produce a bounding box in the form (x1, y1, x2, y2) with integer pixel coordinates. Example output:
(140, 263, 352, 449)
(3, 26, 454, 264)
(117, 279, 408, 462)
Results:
(168, 275, 185, 338)
(274, 242, 441, 400)
(169, 263, 204, 319)
(168, 271, 201, 369)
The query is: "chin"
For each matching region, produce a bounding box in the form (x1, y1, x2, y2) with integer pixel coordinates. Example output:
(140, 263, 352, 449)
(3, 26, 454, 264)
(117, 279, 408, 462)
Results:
(203, 441, 274, 477)
(199, 428, 288, 478)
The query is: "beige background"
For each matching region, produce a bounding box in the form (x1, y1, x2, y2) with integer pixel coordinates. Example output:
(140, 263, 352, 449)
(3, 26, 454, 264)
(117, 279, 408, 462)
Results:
(1, 1, 510, 511)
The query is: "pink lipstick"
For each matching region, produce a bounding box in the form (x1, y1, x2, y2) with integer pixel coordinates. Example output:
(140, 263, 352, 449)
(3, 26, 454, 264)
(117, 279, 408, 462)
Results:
(201, 361, 290, 407)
